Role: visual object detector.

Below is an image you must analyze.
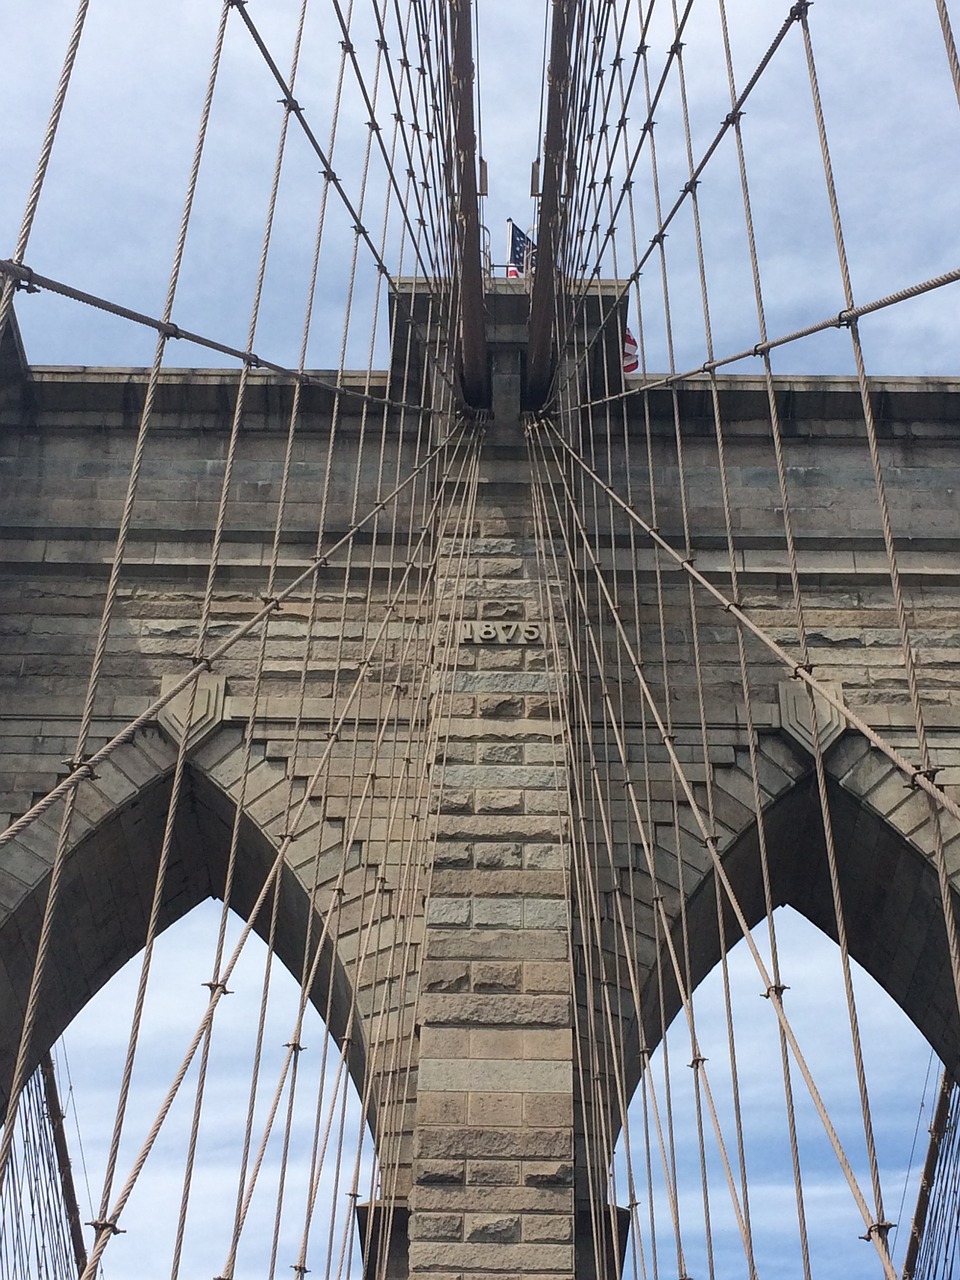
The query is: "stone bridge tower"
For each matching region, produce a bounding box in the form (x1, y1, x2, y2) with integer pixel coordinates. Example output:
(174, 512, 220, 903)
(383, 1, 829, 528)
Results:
(2, 284, 960, 1278)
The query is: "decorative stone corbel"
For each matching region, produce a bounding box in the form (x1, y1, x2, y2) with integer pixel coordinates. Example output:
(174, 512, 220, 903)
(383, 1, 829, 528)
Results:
(777, 678, 846, 757)
(157, 673, 227, 752)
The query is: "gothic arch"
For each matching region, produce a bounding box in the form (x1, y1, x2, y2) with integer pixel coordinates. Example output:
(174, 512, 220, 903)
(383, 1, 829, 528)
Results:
(0, 729, 368, 1124)
(625, 741, 960, 1110)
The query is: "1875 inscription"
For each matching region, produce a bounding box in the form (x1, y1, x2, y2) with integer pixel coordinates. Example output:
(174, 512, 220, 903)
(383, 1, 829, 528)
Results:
(460, 620, 544, 645)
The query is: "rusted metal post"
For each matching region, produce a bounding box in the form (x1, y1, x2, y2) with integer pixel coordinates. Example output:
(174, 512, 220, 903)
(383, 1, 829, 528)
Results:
(902, 1070, 954, 1280)
(449, 0, 488, 408)
(39, 1051, 88, 1277)
(527, 0, 572, 409)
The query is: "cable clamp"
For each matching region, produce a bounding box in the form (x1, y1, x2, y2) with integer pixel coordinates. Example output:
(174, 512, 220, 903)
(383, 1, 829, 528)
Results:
(909, 765, 940, 790)
(340, 39, 355, 53)
(724, 109, 744, 127)
(194, 653, 213, 672)
(836, 308, 853, 329)
(688, 1054, 707, 1069)
(315, 555, 329, 568)
(279, 96, 301, 113)
(159, 321, 181, 340)
(244, 351, 262, 369)
(285, 1040, 306, 1053)
(321, 167, 337, 182)
(669, 40, 685, 55)
(261, 594, 283, 613)
(682, 179, 699, 195)
(762, 983, 789, 999)
(278, 831, 301, 843)
(289, 1268, 309, 1278)
(203, 980, 233, 996)
(859, 1220, 895, 1242)
(790, 0, 812, 20)
(88, 1218, 125, 1236)
(15, 265, 40, 294)
(62, 755, 98, 780)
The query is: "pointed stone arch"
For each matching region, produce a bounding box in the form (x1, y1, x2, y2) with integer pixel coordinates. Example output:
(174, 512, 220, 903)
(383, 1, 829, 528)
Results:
(0, 725, 386, 1138)
(619, 732, 960, 1110)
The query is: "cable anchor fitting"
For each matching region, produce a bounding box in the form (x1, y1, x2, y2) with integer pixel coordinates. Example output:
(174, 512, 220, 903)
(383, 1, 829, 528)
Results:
(790, 1, 812, 20)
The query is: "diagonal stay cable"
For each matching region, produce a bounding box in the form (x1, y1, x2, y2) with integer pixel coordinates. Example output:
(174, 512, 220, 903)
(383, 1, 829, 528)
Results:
(565, 263, 960, 414)
(531, 416, 899, 1279)
(76, 418, 481, 1277)
(0, 256, 448, 419)
(533, 414, 960, 827)
(0, 417, 471, 852)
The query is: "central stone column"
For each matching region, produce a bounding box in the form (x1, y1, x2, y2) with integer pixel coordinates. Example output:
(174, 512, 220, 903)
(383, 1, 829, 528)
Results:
(407, 445, 577, 1277)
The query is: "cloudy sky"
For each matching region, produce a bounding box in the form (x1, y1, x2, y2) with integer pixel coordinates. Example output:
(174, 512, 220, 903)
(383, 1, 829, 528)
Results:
(2, 1, 959, 1276)
(2, 0, 959, 376)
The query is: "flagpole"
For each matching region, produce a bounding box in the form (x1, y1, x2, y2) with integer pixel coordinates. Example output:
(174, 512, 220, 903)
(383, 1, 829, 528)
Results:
(506, 219, 513, 279)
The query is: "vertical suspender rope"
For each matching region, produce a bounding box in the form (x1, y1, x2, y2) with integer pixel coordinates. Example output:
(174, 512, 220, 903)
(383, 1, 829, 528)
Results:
(0, 0, 234, 1197)
(0, 0, 91, 347)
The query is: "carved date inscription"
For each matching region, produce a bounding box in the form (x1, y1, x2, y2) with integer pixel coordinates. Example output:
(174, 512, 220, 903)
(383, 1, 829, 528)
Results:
(460, 620, 544, 645)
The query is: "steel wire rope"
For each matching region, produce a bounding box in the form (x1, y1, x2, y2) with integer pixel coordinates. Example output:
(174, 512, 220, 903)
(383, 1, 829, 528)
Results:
(0, 0, 235, 1196)
(527, 415, 642, 1280)
(528, 419, 960, 828)
(224, 0, 464, 407)
(92, 0, 329, 1233)
(935, 0, 960, 111)
(797, 4, 960, 1067)
(166, 1, 323, 1262)
(72, 418, 477, 1278)
(561, 0, 656, 283)
(544, 0, 698, 381)
(527, 422, 705, 1279)
(317, 421, 483, 1279)
(531, 416, 902, 1280)
(531, 424, 760, 1277)
(569, 207, 669, 1280)
(346, 296, 462, 1280)
(219, 415, 481, 1272)
(543, 1, 812, 414)
(0, 0, 91, 348)
(633, 31, 733, 1274)
(335, 435, 485, 1280)
(0, 423, 469, 851)
(221, 426, 481, 1272)
(259, 30, 427, 1264)
(549, 0, 618, 281)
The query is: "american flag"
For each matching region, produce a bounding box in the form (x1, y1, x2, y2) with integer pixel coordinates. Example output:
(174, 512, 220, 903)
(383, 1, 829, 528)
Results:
(507, 220, 536, 278)
(623, 325, 640, 378)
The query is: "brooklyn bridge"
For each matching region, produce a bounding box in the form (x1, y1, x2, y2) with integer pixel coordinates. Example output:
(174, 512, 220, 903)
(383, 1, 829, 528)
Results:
(2, 2, 960, 1278)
